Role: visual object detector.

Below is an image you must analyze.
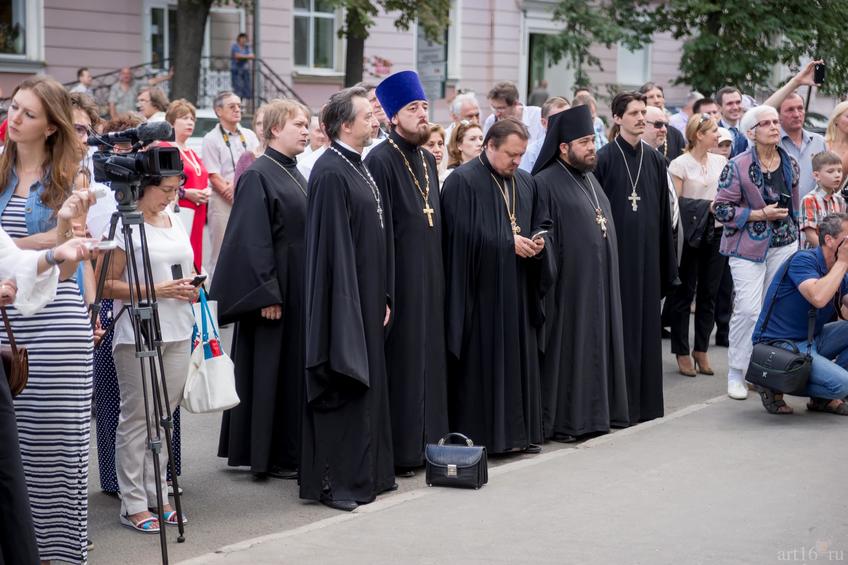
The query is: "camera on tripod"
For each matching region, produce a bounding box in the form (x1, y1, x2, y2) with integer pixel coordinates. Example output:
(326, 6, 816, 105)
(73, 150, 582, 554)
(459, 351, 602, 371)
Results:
(88, 121, 182, 207)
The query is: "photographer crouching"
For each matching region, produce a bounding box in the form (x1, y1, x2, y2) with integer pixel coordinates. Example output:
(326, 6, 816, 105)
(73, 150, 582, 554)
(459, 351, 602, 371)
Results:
(98, 172, 198, 533)
(751, 213, 848, 415)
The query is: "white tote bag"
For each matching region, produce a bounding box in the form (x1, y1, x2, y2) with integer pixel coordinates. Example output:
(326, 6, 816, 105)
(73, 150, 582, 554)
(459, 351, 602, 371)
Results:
(182, 289, 240, 413)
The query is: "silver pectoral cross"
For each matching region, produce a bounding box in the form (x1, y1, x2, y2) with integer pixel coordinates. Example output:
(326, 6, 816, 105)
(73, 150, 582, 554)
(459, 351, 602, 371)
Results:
(595, 208, 608, 238)
(628, 190, 641, 212)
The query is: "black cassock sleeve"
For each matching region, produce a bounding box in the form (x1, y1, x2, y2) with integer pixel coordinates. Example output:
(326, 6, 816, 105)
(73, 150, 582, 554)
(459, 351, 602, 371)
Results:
(304, 171, 370, 404)
(441, 170, 478, 360)
(210, 169, 283, 326)
(658, 164, 679, 297)
(363, 153, 396, 324)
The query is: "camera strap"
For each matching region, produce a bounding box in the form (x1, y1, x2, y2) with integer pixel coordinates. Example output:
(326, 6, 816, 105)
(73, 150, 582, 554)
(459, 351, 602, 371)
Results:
(219, 124, 247, 172)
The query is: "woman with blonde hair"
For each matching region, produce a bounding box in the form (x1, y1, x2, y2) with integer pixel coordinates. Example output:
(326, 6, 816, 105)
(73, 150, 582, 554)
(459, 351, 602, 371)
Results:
(446, 120, 484, 169)
(666, 113, 727, 377)
(825, 100, 848, 176)
(423, 123, 449, 187)
(0, 75, 95, 564)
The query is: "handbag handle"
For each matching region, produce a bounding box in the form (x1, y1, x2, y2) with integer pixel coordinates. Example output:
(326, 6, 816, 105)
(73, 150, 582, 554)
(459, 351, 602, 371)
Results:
(1, 306, 17, 355)
(758, 252, 816, 352)
(438, 432, 474, 447)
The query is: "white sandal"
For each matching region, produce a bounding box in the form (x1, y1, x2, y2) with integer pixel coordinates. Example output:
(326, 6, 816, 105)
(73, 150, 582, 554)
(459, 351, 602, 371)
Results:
(120, 513, 160, 534)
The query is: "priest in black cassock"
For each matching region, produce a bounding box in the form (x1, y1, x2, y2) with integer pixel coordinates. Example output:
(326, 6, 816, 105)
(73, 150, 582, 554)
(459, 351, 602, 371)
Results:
(365, 70, 448, 475)
(442, 118, 552, 454)
(301, 86, 395, 512)
(531, 105, 630, 442)
(595, 92, 678, 424)
(211, 99, 310, 479)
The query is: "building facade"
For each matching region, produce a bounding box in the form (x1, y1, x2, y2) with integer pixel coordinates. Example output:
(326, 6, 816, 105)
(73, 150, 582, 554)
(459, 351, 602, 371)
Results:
(0, 0, 731, 123)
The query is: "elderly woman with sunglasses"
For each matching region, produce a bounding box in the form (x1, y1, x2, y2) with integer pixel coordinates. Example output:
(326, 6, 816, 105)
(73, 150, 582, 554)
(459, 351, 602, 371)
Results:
(714, 105, 801, 401)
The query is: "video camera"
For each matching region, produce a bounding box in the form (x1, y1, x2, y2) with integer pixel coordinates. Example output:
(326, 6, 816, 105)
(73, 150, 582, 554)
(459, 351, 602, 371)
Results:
(88, 121, 182, 208)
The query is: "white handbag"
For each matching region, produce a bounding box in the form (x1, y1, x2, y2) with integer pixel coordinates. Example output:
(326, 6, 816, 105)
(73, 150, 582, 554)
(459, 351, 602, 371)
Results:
(182, 289, 240, 413)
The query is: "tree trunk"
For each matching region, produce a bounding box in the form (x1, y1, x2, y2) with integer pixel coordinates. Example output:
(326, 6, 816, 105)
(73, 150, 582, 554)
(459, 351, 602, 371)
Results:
(343, 9, 368, 87)
(172, 0, 215, 105)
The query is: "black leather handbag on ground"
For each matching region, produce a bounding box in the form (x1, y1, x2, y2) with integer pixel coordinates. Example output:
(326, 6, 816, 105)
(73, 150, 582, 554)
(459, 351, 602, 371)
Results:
(745, 255, 813, 396)
(425, 432, 488, 489)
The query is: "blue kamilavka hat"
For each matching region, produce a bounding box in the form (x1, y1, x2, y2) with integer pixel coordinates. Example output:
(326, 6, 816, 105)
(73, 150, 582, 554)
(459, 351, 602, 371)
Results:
(375, 70, 427, 120)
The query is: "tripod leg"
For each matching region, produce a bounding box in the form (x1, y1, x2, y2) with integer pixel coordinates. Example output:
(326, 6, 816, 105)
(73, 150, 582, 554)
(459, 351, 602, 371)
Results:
(140, 215, 188, 543)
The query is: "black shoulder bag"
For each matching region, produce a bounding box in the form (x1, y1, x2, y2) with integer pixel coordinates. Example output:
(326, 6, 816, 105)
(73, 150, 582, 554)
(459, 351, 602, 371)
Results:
(745, 256, 814, 396)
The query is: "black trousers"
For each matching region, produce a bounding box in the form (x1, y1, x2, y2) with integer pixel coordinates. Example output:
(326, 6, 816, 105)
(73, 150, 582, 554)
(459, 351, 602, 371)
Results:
(669, 227, 727, 355)
(0, 373, 39, 565)
(714, 231, 734, 341)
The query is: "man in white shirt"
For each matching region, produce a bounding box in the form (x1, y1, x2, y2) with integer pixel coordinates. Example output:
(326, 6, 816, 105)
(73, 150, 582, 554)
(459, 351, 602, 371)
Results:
(519, 96, 570, 173)
(69, 67, 94, 97)
(201, 90, 259, 278)
(481, 82, 545, 144)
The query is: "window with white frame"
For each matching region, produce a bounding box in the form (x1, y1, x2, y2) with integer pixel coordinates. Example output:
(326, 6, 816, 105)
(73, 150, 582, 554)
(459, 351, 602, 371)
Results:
(293, 0, 336, 70)
(617, 42, 651, 87)
(0, 0, 26, 55)
(0, 0, 42, 64)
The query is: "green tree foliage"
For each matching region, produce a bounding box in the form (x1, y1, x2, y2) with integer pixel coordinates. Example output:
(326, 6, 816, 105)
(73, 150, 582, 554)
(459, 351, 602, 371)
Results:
(547, 0, 848, 96)
(330, 0, 451, 86)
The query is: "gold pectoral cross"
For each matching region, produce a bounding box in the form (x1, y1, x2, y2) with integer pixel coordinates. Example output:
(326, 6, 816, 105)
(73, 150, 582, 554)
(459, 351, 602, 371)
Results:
(628, 190, 641, 212)
(423, 204, 435, 227)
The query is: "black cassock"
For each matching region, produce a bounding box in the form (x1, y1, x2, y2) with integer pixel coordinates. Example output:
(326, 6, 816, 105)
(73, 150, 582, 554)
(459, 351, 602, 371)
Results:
(534, 159, 630, 438)
(595, 138, 678, 423)
(211, 147, 307, 473)
(365, 130, 448, 468)
(442, 153, 551, 453)
(664, 126, 685, 163)
(300, 142, 395, 504)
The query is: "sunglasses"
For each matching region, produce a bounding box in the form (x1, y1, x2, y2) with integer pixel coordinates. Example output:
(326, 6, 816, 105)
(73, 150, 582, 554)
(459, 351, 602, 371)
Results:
(647, 121, 668, 129)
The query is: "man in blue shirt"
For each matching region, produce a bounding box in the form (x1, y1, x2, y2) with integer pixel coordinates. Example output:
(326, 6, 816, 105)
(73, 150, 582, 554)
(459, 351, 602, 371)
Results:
(231, 33, 254, 101)
(752, 213, 848, 415)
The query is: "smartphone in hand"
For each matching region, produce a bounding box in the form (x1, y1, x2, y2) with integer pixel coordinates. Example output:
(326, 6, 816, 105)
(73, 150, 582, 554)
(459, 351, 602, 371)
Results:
(814, 62, 826, 85)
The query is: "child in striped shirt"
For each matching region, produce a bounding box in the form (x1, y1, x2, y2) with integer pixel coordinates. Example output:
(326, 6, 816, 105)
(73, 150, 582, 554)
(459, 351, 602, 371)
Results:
(801, 151, 845, 248)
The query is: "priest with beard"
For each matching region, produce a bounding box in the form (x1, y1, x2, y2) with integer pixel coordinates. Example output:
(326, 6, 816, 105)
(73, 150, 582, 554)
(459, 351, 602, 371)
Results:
(531, 105, 630, 442)
(211, 99, 310, 479)
(301, 86, 395, 512)
(365, 70, 448, 476)
(594, 92, 678, 424)
(442, 117, 552, 454)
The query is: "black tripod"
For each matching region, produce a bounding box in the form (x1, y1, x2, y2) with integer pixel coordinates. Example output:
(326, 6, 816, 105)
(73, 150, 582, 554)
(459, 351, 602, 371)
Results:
(91, 184, 186, 564)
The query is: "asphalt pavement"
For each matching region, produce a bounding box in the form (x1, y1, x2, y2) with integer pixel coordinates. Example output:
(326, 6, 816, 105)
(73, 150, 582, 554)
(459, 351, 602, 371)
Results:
(82, 328, 848, 565)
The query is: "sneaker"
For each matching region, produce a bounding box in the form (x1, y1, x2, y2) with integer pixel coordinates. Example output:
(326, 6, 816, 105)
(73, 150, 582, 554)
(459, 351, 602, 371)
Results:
(728, 380, 748, 400)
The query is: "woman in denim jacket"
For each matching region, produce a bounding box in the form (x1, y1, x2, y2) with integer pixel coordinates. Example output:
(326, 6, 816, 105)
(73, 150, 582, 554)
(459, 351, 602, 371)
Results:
(0, 76, 94, 565)
(714, 105, 800, 401)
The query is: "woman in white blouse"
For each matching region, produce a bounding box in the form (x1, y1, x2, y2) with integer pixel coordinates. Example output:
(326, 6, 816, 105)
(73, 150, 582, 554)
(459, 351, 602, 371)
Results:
(101, 172, 197, 534)
(0, 209, 95, 565)
(666, 114, 728, 377)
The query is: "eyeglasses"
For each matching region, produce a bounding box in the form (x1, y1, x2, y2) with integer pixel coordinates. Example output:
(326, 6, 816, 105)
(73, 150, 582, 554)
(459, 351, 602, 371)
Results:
(647, 121, 668, 129)
(756, 119, 781, 128)
(153, 185, 180, 196)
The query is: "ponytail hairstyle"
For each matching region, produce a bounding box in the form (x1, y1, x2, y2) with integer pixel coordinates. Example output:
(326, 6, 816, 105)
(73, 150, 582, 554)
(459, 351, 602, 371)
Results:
(684, 113, 718, 152)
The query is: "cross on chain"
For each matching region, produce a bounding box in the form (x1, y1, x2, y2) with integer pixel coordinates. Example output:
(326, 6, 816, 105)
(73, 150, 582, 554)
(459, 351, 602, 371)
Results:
(628, 190, 641, 212)
(595, 209, 608, 237)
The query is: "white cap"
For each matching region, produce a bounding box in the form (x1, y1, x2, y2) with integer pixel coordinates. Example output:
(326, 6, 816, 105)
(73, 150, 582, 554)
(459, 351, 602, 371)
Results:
(717, 127, 733, 144)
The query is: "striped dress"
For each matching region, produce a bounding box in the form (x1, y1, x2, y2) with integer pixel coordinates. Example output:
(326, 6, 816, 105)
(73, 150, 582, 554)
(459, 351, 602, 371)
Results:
(0, 195, 92, 564)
